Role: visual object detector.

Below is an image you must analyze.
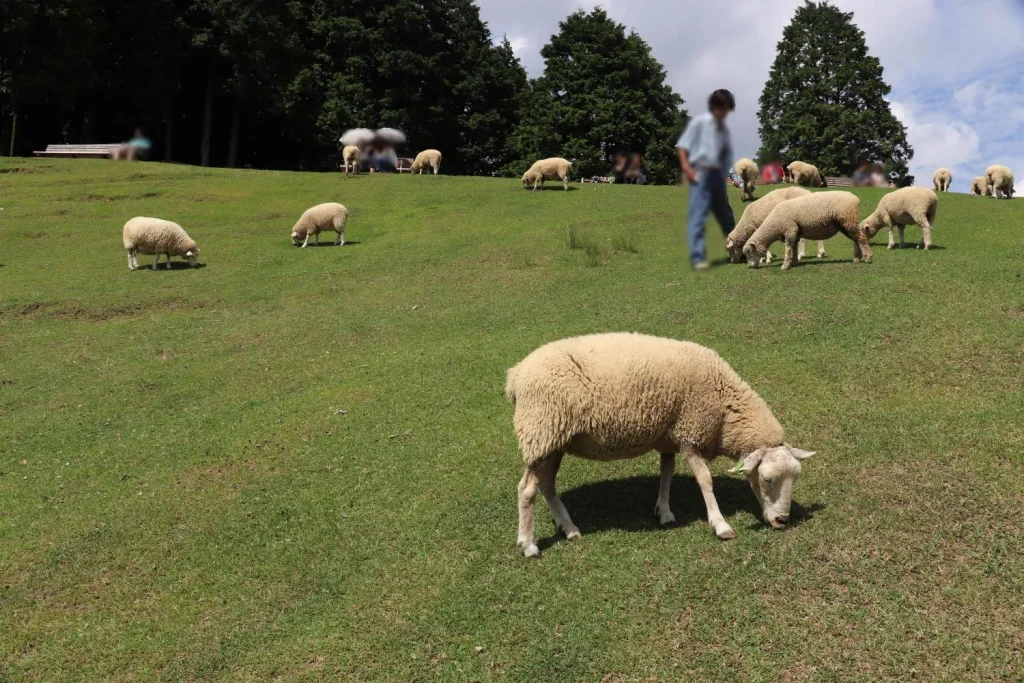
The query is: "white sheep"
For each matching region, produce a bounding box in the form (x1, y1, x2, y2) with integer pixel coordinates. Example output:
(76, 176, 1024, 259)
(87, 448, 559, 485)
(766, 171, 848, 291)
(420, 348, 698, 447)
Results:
(123, 217, 200, 271)
(410, 149, 442, 175)
(290, 203, 349, 248)
(860, 187, 938, 250)
(985, 164, 1015, 199)
(341, 146, 361, 175)
(522, 158, 572, 191)
(733, 157, 759, 201)
(506, 332, 815, 557)
(969, 176, 989, 196)
(726, 186, 826, 264)
(743, 191, 870, 270)
(786, 161, 825, 187)
(932, 168, 952, 192)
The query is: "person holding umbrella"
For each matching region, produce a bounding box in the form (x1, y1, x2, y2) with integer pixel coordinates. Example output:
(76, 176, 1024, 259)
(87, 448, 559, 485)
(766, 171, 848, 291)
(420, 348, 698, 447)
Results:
(370, 128, 405, 173)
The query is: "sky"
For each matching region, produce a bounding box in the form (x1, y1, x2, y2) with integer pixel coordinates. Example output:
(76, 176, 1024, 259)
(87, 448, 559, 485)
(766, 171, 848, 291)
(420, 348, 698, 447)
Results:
(476, 0, 1024, 192)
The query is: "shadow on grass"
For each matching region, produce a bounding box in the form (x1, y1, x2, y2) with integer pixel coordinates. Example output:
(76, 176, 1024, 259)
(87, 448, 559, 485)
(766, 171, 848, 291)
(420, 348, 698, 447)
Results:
(298, 240, 361, 247)
(134, 262, 208, 271)
(521, 186, 579, 192)
(866, 242, 945, 250)
(537, 474, 825, 549)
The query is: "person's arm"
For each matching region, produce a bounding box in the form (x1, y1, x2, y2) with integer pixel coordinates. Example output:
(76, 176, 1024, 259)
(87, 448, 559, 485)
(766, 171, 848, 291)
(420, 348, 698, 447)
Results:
(727, 168, 742, 187)
(678, 148, 698, 185)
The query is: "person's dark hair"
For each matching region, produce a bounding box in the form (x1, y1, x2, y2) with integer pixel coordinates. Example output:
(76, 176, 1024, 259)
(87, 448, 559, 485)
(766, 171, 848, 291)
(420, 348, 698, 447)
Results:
(708, 89, 736, 112)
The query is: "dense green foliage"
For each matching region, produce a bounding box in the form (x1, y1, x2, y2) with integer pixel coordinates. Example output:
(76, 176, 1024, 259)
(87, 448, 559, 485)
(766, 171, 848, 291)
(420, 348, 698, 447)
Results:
(2, 159, 1023, 680)
(0, 0, 528, 173)
(505, 9, 686, 184)
(757, 1, 914, 185)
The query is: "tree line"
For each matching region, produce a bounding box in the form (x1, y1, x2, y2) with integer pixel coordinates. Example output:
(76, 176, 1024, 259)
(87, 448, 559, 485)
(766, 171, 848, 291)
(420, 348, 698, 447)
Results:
(1, 1, 911, 184)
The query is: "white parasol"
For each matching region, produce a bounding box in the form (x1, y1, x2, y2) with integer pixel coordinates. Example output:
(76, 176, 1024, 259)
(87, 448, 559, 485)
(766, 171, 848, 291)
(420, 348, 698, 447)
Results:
(374, 127, 407, 145)
(340, 128, 375, 147)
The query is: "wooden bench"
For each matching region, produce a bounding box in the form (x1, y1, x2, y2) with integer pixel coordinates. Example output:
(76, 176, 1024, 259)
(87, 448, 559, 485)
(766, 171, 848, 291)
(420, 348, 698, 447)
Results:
(33, 144, 120, 159)
(396, 157, 414, 173)
(825, 176, 853, 187)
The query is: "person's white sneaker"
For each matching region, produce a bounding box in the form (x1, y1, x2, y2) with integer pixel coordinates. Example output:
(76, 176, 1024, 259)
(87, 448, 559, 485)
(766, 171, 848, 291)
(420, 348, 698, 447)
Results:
(692, 260, 711, 271)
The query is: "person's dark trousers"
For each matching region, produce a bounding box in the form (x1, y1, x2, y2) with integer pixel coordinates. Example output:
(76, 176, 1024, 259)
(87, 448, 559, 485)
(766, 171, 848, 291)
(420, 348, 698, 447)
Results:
(687, 167, 735, 265)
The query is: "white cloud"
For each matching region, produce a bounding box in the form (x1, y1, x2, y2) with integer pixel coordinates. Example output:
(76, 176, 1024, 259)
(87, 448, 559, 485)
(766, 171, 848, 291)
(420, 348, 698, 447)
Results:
(506, 35, 531, 57)
(889, 100, 980, 188)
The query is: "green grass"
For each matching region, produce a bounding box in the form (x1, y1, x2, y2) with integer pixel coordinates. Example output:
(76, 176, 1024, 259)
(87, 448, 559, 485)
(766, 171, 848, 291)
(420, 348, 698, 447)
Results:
(1, 159, 1023, 681)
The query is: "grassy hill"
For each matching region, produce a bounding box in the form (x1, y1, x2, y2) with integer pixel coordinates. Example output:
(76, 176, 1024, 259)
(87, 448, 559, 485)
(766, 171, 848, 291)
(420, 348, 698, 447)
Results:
(1, 159, 1022, 681)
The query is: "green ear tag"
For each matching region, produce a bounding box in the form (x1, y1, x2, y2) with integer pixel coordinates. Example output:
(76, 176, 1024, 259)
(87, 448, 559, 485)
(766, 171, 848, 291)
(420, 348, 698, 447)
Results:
(729, 462, 745, 474)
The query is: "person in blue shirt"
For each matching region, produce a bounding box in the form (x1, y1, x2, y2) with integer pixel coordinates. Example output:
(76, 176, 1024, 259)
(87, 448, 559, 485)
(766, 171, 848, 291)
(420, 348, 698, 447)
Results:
(676, 89, 739, 270)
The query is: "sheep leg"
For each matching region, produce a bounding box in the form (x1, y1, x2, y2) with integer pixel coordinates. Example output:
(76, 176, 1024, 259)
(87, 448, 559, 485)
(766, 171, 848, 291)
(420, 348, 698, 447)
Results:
(165, 253, 172, 269)
(150, 254, 161, 270)
(127, 251, 135, 271)
(797, 238, 806, 262)
(314, 233, 320, 246)
(655, 453, 677, 525)
(684, 450, 735, 540)
(886, 226, 895, 250)
(536, 452, 580, 540)
(855, 229, 873, 263)
(301, 234, 310, 248)
(781, 238, 797, 271)
(563, 175, 569, 191)
(897, 226, 906, 249)
(915, 214, 933, 250)
(817, 240, 826, 258)
(516, 466, 542, 558)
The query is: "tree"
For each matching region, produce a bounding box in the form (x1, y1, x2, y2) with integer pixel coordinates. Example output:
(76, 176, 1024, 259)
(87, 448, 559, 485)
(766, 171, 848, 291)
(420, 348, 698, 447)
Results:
(505, 8, 685, 184)
(757, 1, 913, 185)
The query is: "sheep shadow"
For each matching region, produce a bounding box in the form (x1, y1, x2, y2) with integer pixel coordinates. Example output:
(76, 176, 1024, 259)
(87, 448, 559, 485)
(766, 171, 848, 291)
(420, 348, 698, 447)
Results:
(866, 242, 945, 250)
(133, 262, 207, 271)
(300, 240, 361, 247)
(521, 185, 579, 192)
(537, 474, 825, 549)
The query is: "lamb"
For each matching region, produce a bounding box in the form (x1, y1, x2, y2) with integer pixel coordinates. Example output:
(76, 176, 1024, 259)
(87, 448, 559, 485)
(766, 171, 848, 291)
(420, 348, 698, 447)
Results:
(122, 217, 200, 271)
(290, 203, 349, 248)
(985, 164, 1015, 199)
(743, 191, 870, 270)
(733, 157, 759, 201)
(932, 168, 952, 192)
(970, 176, 989, 196)
(522, 157, 572, 191)
(786, 160, 825, 187)
(341, 146, 361, 175)
(725, 186, 826, 264)
(410, 149, 442, 175)
(859, 187, 938, 250)
(506, 333, 815, 557)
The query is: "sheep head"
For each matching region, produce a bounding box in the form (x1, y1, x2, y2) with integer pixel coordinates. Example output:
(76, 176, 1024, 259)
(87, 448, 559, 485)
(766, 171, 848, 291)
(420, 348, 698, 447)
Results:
(731, 446, 814, 529)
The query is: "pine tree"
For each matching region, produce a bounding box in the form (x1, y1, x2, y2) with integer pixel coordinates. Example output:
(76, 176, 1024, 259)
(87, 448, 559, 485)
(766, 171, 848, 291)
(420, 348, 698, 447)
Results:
(506, 8, 685, 184)
(757, 1, 913, 185)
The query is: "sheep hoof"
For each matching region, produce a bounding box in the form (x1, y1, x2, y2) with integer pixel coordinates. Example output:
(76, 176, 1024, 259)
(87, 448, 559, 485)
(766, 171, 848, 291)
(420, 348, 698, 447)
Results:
(522, 543, 540, 558)
(659, 511, 677, 526)
(715, 526, 737, 541)
(817, 251, 826, 259)
(563, 528, 582, 541)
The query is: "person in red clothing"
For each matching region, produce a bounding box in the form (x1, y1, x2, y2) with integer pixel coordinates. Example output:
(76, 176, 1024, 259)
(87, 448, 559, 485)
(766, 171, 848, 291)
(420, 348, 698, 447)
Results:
(759, 155, 785, 184)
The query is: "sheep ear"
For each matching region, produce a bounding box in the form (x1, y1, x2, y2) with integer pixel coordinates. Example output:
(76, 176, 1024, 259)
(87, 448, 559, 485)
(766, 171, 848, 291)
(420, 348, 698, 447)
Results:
(185, 250, 194, 257)
(730, 449, 765, 474)
(789, 447, 815, 460)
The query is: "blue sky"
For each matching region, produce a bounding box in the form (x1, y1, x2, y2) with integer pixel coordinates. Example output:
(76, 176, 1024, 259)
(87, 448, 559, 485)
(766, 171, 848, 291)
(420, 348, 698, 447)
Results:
(477, 0, 1024, 192)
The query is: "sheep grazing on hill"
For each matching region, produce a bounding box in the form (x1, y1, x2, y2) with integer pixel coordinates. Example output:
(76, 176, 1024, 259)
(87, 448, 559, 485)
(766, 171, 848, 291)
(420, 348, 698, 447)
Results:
(970, 176, 989, 196)
(860, 187, 939, 250)
(985, 164, 1015, 199)
(726, 186, 826, 264)
(290, 203, 349, 248)
(410, 149, 442, 175)
(506, 333, 815, 557)
(786, 161, 825, 187)
(932, 168, 952, 192)
(341, 146, 361, 175)
(522, 158, 572, 191)
(123, 217, 200, 271)
(743, 191, 869, 270)
(733, 157, 759, 201)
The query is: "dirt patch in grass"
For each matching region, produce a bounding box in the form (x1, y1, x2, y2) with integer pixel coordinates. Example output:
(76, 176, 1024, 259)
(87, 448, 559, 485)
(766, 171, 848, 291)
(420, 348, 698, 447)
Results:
(80, 193, 128, 202)
(2, 298, 208, 322)
(0, 167, 43, 174)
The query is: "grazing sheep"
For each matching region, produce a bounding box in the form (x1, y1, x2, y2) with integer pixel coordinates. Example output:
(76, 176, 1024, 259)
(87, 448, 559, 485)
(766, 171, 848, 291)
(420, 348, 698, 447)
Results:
(123, 217, 200, 271)
(743, 191, 870, 270)
(986, 164, 1015, 199)
(733, 157, 759, 201)
(341, 146, 361, 175)
(522, 157, 572, 191)
(860, 187, 938, 250)
(787, 161, 825, 187)
(970, 176, 990, 196)
(506, 332, 815, 557)
(290, 203, 349, 248)
(932, 168, 952, 192)
(726, 186, 826, 264)
(410, 149, 442, 175)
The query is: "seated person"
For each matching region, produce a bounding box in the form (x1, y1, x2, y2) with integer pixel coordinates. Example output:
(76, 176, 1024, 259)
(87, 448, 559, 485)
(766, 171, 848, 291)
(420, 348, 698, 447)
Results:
(111, 128, 151, 161)
(870, 163, 891, 188)
(612, 152, 628, 184)
(851, 161, 872, 187)
(369, 142, 397, 173)
(759, 156, 785, 184)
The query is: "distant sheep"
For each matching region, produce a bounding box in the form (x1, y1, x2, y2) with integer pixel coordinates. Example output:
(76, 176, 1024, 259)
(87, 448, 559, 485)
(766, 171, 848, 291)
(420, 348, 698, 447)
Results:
(932, 168, 952, 192)
(410, 149, 442, 175)
(290, 203, 349, 248)
(726, 186, 825, 264)
(969, 176, 989, 196)
(743, 191, 870, 270)
(506, 332, 815, 557)
(787, 161, 824, 187)
(985, 164, 1015, 199)
(123, 217, 200, 271)
(733, 158, 759, 201)
(522, 158, 572, 191)
(341, 146, 361, 175)
(860, 187, 938, 250)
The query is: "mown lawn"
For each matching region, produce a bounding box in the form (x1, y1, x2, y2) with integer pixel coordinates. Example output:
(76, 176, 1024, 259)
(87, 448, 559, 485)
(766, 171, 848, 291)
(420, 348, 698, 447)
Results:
(1, 158, 1022, 681)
